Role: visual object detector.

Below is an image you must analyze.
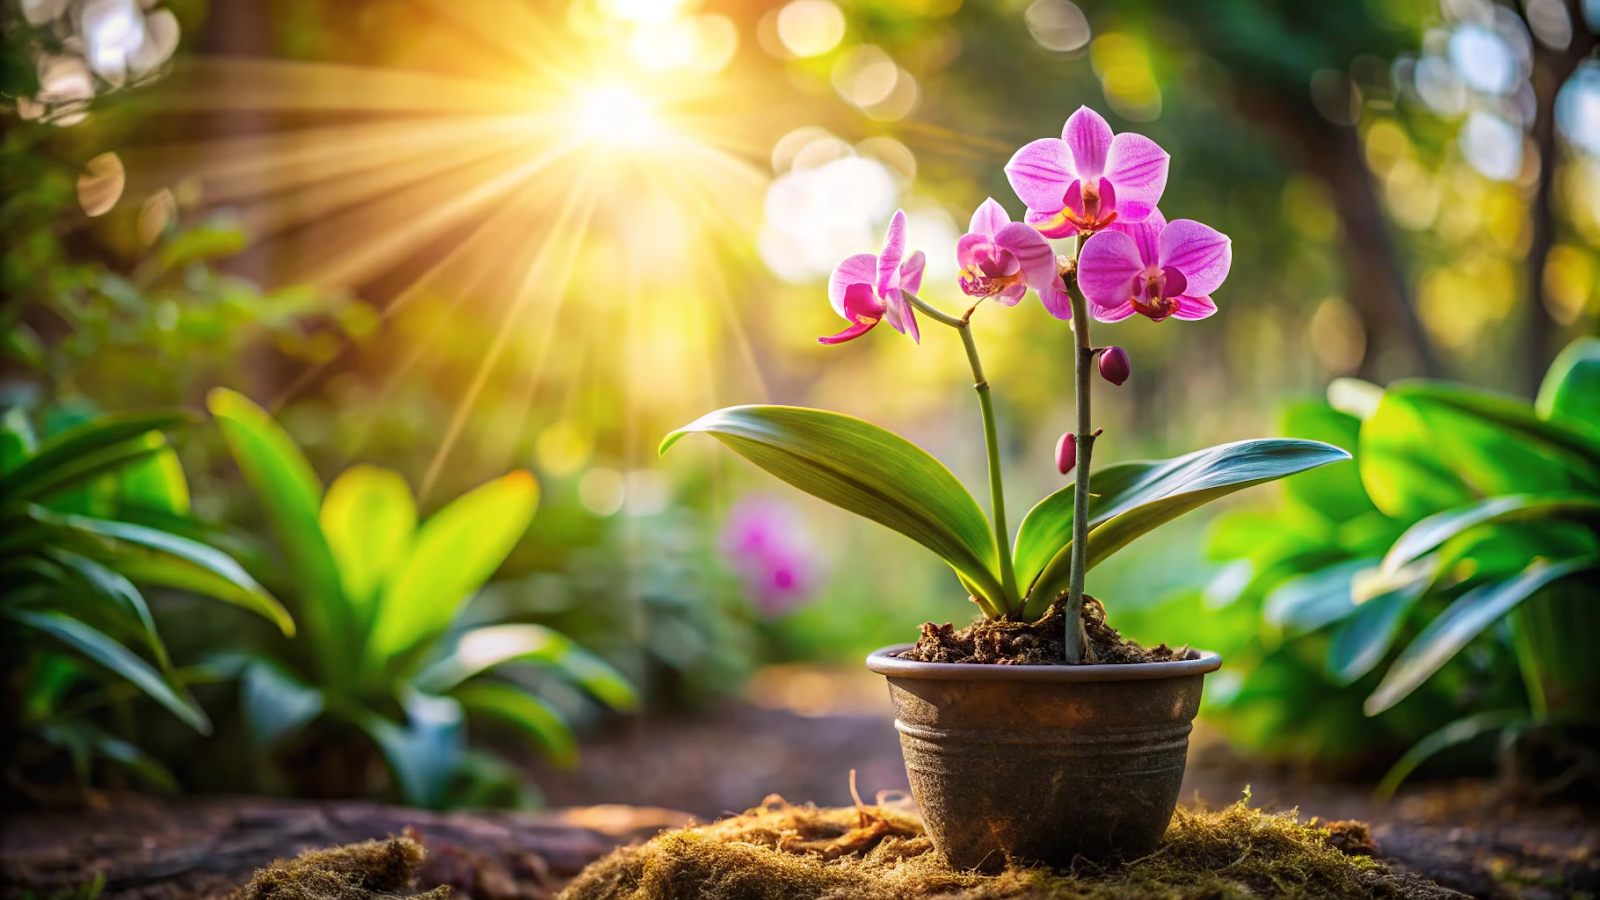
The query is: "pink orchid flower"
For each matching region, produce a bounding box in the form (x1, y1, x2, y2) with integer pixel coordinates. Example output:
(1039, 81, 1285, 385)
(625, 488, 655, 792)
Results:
(957, 198, 1060, 310)
(821, 210, 926, 345)
(1076, 208, 1231, 323)
(1005, 106, 1169, 238)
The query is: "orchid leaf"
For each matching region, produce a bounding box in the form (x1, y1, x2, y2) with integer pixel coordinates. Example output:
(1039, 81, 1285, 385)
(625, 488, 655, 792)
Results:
(1537, 338, 1600, 437)
(0, 411, 193, 504)
(1365, 557, 1599, 715)
(366, 472, 538, 666)
(1326, 571, 1433, 685)
(1023, 439, 1351, 617)
(357, 691, 463, 809)
(662, 405, 1007, 608)
(1012, 464, 1150, 593)
(416, 623, 637, 711)
(1380, 493, 1600, 578)
(240, 658, 324, 747)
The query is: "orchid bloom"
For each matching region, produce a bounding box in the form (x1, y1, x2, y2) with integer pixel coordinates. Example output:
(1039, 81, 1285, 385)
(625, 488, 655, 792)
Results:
(821, 210, 926, 345)
(957, 198, 1060, 310)
(1005, 106, 1169, 238)
(1076, 208, 1231, 323)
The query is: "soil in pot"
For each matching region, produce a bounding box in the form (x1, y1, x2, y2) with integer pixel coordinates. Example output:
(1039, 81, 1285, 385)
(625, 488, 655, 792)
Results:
(897, 596, 1180, 665)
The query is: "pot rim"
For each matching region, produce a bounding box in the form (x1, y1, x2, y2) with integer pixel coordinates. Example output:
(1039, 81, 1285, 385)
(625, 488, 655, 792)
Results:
(865, 643, 1221, 682)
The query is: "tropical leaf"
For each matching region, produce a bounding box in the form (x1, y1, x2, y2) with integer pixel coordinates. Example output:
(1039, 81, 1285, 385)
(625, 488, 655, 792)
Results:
(114, 446, 191, 516)
(366, 472, 538, 666)
(662, 406, 1006, 607)
(1024, 439, 1351, 617)
(1379, 493, 1600, 577)
(239, 658, 324, 747)
(0, 411, 193, 504)
(357, 691, 463, 809)
(1365, 557, 1600, 715)
(207, 388, 343, 649)
(1326, 569, 1433, 684)
(454, 682, 577, 767)
(36, 508, 294, 636)
(6, 609, 210, 733)
(1261, 558, 1376, 637)
(45, 548, 168, 667)
(1374, 710, 1531, 799)
(320, 465, 416, 620)
(1011, 465, 1149, 594)
(416, 623, 637, 711)
(4, 433, 170, 506)
(1537, 337, 1600, 437)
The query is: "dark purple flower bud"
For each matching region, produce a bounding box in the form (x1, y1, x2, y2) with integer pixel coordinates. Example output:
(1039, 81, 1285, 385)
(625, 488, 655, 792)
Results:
(1099, 346, 1130, 386)
(1055, 432, 1077, 475)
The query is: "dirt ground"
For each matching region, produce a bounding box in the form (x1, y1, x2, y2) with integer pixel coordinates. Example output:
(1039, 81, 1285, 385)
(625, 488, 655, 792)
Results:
(3, 669, 1596, 900)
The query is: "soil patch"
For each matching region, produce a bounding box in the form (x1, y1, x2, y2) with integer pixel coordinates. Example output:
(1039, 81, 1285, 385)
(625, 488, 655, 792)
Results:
(556, 796, 1463, 899)
(898, 597, 1181, 665)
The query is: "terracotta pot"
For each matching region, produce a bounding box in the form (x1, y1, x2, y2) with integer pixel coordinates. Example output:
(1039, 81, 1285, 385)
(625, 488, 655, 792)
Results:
(865, 644, 1222, 870)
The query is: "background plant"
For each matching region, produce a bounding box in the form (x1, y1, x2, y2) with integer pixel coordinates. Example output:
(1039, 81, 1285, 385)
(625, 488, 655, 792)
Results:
(0, 406, 291, 794)
(205, 389, 637, 808)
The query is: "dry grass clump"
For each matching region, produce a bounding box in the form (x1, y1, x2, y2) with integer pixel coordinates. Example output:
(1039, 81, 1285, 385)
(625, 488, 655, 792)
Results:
(228, 835, 450, 900)
(557, 797, 1465, 900)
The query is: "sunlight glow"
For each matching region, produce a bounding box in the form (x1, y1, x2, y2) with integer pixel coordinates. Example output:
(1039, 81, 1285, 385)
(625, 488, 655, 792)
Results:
(577, 85, 663, 146)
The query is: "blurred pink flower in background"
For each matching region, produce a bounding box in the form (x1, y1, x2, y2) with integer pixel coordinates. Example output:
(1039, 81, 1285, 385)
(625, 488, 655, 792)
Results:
(719, 495, 820, 617)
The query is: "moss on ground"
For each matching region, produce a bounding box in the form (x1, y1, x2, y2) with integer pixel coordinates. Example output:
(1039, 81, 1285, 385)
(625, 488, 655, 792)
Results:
(556, 797, 1465, 900)
(229, 835, 450, 900)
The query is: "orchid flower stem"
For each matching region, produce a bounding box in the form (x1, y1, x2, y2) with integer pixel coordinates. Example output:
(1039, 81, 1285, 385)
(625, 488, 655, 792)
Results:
(903, 291, 1022, 615)
(1064, 234, 1095, 663)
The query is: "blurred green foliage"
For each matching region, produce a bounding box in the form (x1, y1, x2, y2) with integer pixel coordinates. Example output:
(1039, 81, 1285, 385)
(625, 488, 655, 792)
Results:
(0, 408, 290, 793)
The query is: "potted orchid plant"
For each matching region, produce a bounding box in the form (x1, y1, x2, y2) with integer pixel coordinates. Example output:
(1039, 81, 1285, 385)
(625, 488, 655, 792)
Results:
(662, 107, 1351, 868)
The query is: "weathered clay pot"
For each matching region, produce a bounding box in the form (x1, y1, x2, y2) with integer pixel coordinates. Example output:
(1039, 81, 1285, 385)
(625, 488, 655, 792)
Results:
(865, 644, 1222, 871)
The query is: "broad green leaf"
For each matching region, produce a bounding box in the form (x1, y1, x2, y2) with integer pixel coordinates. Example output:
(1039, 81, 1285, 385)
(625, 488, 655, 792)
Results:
(1326, 570, 1432, 684)
(1374, 710, 1530, 799)
(1380, 493, 1600, 578)
(239, 658, 324, 747)
(320, 465, 416, 618)
(1025, 439, 1351, 617)
(1, 407, 37, 474)
(36, 508, 295, 636)
(115, 447, 191, 516)
(1012, 465, 1149, 594)
(45, 548, 168, 668)
(356, 691, 463, 809)
(1537, 337, 1600, 439)
(662, 406, 1006, 606)
(367, 472, 538, 664)
(1262, 558, 1376, 637)
(38, 721, 180, 792)
(1279, 403, 1375, 525)
(0, 411, 193, 503)
(1365, 557, 1599, 715)
(208, 388, 343, 648)
(6, 609, 210, 733)
(454, 682, 577, 767)
(415, 623, 638, 711)
(1360, 384, 1600, 522)
(5, 433, 168, 506)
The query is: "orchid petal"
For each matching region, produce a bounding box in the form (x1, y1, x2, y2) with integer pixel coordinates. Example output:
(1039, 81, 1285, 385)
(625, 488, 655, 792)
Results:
(1005, 139, 1073, 213)
(827, 253, 878, 318)
(1025, 207, 1077, 239)
(841, 281, 886, 324)
(883, 288, 920, 344)
(968, 198, 1011, 238)
(1040, 286, 1074, 320)
(1172, 294, 1218, 321)
(955, 233, 988, 271)
(899, 249, 926, 297)
(1062, 179, 1085, 219)
(876, 210, 907, 298)
(1104, 132, 1169, 222)
(994, 283, 1027, 306)
(994, 222, 1058, 294)
(1092, 300, 1139, 323)
(1076, 230, 1146, 310)
(1063, 106, 1112, 180)
(1109, 208, 1165, 268)
(818, 319, 878, 345)
(1158, 219, 1231, 298)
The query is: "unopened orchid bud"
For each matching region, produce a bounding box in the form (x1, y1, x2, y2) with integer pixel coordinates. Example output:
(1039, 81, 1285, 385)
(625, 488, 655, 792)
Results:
(1055, 432, 1077, 475)
(1099, 346, 1130, 385)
